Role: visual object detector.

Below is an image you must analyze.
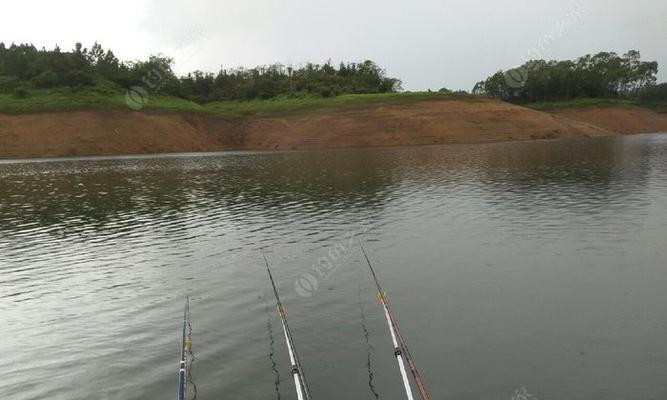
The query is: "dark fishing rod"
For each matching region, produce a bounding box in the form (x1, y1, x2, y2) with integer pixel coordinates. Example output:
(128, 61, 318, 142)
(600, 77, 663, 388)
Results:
(178, 296, 191, 400)
(360, 244, 431, 400)
(264, 256, 313, 400)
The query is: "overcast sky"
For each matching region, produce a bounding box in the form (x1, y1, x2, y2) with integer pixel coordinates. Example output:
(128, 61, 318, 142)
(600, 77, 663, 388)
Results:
(2, 0, 665, 91)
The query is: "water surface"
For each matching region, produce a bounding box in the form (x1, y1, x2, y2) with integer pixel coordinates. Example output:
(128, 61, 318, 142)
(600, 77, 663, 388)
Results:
(1, 135, 666, 400)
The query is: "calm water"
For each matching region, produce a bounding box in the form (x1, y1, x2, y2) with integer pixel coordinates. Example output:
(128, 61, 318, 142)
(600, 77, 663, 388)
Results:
(1, 135, 666, 400)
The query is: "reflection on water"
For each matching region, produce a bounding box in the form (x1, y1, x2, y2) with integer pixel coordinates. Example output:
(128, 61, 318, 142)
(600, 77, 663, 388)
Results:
(1, 135, 666, 400)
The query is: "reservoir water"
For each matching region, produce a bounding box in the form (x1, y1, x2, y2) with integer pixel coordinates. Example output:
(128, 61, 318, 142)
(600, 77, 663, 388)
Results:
(1, 134, 666, 400)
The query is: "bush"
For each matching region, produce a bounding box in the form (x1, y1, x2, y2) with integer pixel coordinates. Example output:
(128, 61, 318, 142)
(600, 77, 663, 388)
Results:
(0, 41, 402, 102)
(90, 78, 122, 95)
(13, 86, 29, 98)
(318, 86, 335, 97)
(0, 75, 21, 93)
(33, 70, 59, 88)
(62, 70, 95, 88)
(639, 83, 667, 105)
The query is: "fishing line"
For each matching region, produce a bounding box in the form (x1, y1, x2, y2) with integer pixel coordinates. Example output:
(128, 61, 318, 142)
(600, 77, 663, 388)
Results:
(354, 248, 381, 399)
(263, 254, 313, 400)
(187, 307, 198, 400)
(358, 242, 432, 400)
(264, 290, 282, 400)
(358, 283, 380, 399)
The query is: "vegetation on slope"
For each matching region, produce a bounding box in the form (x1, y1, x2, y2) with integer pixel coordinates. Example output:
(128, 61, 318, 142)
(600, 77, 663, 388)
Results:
(638, 83, 667, 112)
(0, 87, 478, 117)
(0, 42, 401, 104)
(1, 42, 665, 118)
(0, 41, 477, 117)
(525, 98, 639, 111)
(473, 51, 666, 106)
(526, 97, 667, 114)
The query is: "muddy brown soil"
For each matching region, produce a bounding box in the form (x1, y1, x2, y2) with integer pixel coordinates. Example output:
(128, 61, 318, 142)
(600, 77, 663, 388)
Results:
(0, 99, 615, 159)
(552, 105, 667, 134)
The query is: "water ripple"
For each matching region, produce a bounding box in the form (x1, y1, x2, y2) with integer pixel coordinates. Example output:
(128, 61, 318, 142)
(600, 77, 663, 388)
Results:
(1, 134, 667, 399)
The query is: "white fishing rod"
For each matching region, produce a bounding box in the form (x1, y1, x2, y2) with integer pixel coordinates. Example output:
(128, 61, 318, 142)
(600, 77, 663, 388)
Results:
(264, 256, 313, 400)
(360, 244, 431, 400)
(177, 297, 191, 400)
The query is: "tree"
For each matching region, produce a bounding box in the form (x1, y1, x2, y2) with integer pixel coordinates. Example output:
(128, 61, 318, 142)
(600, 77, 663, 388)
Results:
(0, 41, 403, 102)
(476, 50, 659, 103)
(639, 83, 667, 105)
(63, 70, 95, 87)
(0, 76, 21, 93)
(33, 70, 59, 88)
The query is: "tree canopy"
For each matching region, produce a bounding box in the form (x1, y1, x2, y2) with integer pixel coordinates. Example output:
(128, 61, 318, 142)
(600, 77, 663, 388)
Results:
(473, 51, 660, 103)
(0, 42, 402, 101)
(639, 83, 667, 105)
(2, 43, 664, 106)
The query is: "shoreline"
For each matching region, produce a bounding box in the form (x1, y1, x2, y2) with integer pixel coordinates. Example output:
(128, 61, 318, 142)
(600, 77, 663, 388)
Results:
(1, 99, 665, 160)
(2, 134, 641, 164)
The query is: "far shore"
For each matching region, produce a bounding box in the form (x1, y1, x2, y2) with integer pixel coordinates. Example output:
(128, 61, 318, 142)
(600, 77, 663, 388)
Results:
(1, 96, 666, 160)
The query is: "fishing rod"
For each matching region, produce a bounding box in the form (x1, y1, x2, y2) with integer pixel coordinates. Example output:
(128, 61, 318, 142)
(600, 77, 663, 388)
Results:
(360, 244, 431, 400)
(264, 256, 313, 400)
(178, 297, 192, 400)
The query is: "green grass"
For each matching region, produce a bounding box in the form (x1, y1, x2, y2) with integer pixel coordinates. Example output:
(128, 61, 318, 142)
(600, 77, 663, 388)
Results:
(202, 91, 482, 117)
(0, 88, 480, 118)
(527, 97, 667, 114)
(526, 97, 639, 111)
(644, 103, 667, 114)
(3, 89, 664, 117)
(0, 88, 206, 115)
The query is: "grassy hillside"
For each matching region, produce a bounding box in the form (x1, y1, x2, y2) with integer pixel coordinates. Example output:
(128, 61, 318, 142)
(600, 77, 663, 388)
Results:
(527, 97, 667, 114)
(0, 88, 481, 118)
(526, 98, 639, 111)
